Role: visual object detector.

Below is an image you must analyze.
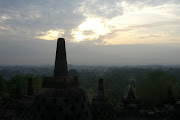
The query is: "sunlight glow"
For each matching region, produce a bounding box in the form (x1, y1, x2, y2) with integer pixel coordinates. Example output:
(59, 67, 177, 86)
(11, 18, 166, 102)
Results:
(72, 1, 180, 44)
(71, 18, 111, 42)
(2, 16, 7, 19)
(36, 30, 64, 40)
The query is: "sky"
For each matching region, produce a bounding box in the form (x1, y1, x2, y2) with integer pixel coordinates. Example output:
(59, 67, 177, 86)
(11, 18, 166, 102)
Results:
(0, 0, 180, 65)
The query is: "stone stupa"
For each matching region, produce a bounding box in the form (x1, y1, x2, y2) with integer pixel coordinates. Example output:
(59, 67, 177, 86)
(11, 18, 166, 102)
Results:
(90, 79, 115, 120)
(32, 38, 91, 120)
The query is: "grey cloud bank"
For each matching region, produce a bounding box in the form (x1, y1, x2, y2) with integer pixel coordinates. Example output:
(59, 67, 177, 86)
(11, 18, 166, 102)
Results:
(0, 39, 180, 66)
(1, 0, 180, 42)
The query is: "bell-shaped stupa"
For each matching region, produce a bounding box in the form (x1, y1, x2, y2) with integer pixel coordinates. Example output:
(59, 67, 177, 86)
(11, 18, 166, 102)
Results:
(32, 38, 91, 120)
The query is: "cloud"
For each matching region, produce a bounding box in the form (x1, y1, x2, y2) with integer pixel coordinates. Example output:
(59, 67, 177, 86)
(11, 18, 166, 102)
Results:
(71, 0, 180, 44)
(0, 0, 85, 41)
(36, 30, 65, 40)
(71, 17, 111, 42)
(0, 0, 180, 45)
(74, 0, 124, 18)
(1, 39, 180, 65)
(0, 0, 180, 65)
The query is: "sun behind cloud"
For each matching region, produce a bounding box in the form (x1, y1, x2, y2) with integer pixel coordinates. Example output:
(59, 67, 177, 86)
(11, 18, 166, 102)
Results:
(71, 1, 180, 45)
(71, 18, 111, 42)
(36, 30, 64, 40)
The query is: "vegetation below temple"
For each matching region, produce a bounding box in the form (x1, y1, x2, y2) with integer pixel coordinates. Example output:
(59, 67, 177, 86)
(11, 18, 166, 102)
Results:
(0, 65, 180, 109)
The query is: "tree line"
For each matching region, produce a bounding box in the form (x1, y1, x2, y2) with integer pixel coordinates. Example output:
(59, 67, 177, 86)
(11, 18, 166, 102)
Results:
(0, 67, 180, 108)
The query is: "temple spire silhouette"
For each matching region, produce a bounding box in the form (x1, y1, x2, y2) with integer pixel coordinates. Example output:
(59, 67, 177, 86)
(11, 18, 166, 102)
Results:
(54, 38, 68, 77)
(15, 80, 21, 96)
(127, 85, 136, 99)
(165, 86, 175, 104)
(97, 79, 105, 99)
(27, 78, 34, 96)
(32, 38, 91, 120)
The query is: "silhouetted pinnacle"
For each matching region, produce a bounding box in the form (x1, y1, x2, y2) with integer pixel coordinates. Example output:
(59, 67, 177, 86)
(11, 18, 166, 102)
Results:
(27, 78, 34, 96)
(16, 80, 21, 95)
(127, 85, 136, 99)
(54, 38, 68, 77)
(97, 79, 104, 98)
(168, 86, 174, 100)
